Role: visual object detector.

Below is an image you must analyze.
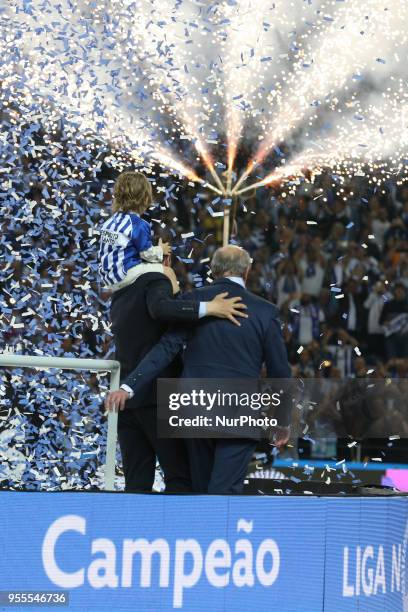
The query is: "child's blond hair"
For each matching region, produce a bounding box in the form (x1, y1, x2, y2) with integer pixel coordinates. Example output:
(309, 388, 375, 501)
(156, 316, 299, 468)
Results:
(113, 171, 153, 214)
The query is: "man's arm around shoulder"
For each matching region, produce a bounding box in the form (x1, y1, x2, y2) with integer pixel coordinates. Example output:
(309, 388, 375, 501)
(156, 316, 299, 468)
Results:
(105, 326, 188, 412)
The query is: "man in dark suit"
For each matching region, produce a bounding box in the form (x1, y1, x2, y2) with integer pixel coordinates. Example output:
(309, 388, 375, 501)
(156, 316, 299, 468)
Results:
(110, 260, 247, 493)
(107, 246, 291, 494)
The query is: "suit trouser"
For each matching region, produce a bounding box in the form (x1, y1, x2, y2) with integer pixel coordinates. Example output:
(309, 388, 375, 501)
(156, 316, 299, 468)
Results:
(118, 405, 192, 493)
(187, 438, 257, 494)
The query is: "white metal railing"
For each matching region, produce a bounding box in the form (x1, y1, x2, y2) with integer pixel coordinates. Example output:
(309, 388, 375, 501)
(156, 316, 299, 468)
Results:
(0, 354, 120, 491)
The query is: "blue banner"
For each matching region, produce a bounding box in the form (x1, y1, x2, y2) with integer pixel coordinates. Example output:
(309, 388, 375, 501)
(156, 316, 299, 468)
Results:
(0, 492, 407, 611)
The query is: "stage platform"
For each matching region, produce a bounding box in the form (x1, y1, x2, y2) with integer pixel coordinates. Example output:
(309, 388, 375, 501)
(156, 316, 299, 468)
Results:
(0, 490, 407, 612)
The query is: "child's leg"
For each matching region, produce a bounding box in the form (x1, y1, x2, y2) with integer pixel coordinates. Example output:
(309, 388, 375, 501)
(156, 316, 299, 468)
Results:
(110, 262, 164, 292)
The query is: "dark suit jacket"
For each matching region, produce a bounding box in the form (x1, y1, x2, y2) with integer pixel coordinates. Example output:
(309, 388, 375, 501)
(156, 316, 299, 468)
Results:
(111, 272, 200, 407)
(124, 278, 292, 420)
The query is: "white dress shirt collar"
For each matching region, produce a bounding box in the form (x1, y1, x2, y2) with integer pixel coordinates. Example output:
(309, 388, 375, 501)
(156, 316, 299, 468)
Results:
(226, 276, 246, 288)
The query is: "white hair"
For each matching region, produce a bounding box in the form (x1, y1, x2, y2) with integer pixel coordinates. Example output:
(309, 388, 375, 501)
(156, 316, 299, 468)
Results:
(211, 246, 252, 278)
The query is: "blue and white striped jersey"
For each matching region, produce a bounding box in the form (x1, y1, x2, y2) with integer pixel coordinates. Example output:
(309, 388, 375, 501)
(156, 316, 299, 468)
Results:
(98, 212, 160, 288)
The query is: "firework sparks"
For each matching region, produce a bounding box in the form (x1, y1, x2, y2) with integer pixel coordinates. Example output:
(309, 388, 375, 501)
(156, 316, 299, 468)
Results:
(236, 85, 408, 195)
(106, 0, 224, 184)
(235, 0, 408, 188)
(1, 0, 408, 204)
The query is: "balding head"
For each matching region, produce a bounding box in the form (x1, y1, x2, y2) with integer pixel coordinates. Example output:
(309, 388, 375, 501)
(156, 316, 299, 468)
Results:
(211, 245, 252, 280)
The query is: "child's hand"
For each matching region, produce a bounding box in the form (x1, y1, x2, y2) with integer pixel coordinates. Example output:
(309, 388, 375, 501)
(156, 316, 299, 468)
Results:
(159, 239, 171, 256)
